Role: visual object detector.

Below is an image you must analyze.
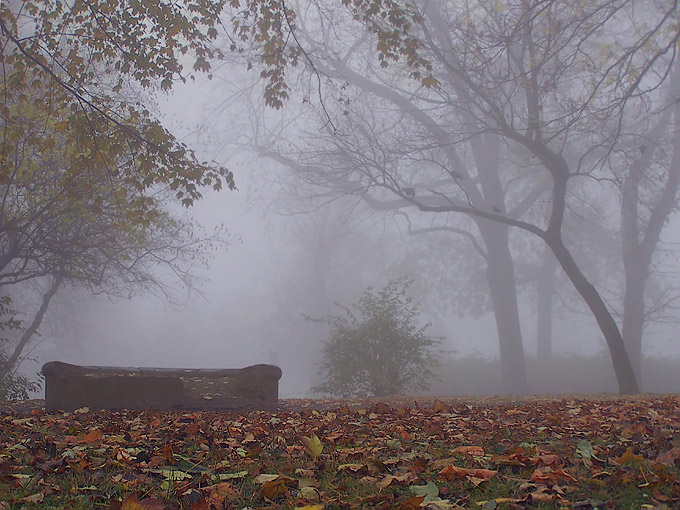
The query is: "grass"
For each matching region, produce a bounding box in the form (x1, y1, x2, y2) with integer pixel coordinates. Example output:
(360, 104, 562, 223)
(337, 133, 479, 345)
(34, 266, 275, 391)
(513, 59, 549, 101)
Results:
(1, 395, 679, 509)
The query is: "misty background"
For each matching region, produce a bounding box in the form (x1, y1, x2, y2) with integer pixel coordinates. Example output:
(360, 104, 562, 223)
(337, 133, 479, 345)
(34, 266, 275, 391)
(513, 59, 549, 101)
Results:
(4, 0, 680, 398)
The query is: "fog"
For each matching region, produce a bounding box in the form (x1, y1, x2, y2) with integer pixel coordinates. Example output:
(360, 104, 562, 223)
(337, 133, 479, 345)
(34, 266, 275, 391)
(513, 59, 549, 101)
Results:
(27, 107, 680, 396)
(5, 0, 680, 399)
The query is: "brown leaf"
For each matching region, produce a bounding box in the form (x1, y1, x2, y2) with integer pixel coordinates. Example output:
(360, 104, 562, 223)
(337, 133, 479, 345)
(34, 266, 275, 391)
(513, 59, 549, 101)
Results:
(120, 494, 168, 510)
(617, 448, 643, 465)
(400, 496, 426, 509)
(377, 473, 417, 489)
(438, 465, 497, 482)
(370, 402, 392, 414)
(81, 429, 103, 444)
(432, 400, 450, 413)
(656, 447, 680, 465)
(260, 479, 291, 500)
(451, 446, 485, 457)
(530, 467, 577, 483)
(205, 482, 237, 506)
(188, 499, 210, 510)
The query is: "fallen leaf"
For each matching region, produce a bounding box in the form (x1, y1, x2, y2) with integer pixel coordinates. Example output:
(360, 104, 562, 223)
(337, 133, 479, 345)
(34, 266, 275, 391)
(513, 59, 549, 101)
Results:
(377, 472, 417, 489)
(21, 493, 44, 504)
(301, 434, 323, 461)
(575, 439, 594, 467)
(656, 447, 680, 465)
(452, 446, 485, 457)
(260, 478, 291, 500)
(617, 448, 643, 465)
(410, 481, 439, 502)
(400, 496, 425, 509)
(205, 482, 236, 505)
(432, 400, 450, 412)
(530, 467, 577, 483)
(254, 473, 281, 484)
(439, 465, 497, 482)
(120, 494, 168, 510)
(300, 486, 321, 500)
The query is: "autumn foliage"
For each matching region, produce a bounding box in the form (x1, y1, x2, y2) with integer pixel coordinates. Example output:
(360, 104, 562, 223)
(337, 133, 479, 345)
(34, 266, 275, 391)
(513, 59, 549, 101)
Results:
(1, 396, 679, 509)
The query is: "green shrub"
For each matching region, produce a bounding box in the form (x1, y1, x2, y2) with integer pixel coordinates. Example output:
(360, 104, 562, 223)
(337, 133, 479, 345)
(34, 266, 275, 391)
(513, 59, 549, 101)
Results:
(311, 277, 441, 397)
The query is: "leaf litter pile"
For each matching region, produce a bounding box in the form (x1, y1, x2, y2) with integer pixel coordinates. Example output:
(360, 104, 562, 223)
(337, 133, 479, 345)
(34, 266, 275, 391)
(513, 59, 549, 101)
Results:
(1, 396, 679, 509)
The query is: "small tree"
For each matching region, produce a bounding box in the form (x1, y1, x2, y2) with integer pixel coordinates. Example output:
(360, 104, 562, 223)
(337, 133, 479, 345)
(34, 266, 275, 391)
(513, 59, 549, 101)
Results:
(312, 277, 441, 398)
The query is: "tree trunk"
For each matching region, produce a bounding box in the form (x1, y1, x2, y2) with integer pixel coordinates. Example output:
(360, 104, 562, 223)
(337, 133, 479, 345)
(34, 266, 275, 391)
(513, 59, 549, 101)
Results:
(479, 220, 529, 394)
(548, 236, 639, 393)
(536, 246, 557, 360)
(621, 264, 645, 384)
(0, 274, 63, 383)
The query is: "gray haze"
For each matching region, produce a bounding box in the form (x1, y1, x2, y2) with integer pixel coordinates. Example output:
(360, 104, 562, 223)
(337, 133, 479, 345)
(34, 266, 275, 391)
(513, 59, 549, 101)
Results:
(12, 1, 680, 397)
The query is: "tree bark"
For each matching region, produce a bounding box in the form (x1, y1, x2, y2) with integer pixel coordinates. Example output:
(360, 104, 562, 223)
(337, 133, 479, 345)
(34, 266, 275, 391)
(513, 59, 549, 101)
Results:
(478, 220, 529, 394)
(536, 246, 557, 360)
(547, 235, 639, 393)
(0, 274, 63, 384)
(621, 265, 645, 382)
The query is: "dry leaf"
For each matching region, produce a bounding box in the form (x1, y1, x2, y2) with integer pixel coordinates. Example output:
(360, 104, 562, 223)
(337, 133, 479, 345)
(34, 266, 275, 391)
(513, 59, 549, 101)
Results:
(301, 434, 323, 461)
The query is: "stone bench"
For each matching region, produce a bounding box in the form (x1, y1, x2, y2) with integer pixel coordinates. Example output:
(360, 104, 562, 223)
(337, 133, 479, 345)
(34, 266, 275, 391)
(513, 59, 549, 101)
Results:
(42, 361, 282, 411)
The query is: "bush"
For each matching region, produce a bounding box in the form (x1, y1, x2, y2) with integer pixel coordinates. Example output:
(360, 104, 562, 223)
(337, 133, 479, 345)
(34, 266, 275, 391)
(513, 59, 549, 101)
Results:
(311, 277, 441, 397)
(0, 296, 41, 401)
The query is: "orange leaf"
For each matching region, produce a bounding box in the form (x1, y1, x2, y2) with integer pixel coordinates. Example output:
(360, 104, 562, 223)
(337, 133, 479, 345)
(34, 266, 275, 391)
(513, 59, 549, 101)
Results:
(205, 482, 237, 506)
(400, 496, 425, 510)
(120, 494, 168, 510)
(439, 465, 497, 482)
(260, 479, 291, 501)
(530, 467, 576, 483)
(617, 448, 643, 465)
(81, 429, 103, 444)
(451, 446, 485, 457)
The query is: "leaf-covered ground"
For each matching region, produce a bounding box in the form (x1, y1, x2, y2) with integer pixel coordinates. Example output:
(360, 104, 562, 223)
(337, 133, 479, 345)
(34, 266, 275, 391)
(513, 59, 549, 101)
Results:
(1, 396, 679, 509)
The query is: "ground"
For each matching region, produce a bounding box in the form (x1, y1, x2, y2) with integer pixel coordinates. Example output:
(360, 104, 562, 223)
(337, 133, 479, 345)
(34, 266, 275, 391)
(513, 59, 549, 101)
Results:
(1, 395, 679, 509)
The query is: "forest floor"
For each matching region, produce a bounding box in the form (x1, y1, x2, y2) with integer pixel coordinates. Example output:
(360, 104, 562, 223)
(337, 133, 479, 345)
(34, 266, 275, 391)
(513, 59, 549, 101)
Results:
(1, 395, 679, 509)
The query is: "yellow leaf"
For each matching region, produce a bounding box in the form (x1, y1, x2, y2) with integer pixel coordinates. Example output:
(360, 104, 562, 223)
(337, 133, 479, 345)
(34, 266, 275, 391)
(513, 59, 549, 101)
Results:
(301, 434, 323, 461)
(294, 505, 324, 510)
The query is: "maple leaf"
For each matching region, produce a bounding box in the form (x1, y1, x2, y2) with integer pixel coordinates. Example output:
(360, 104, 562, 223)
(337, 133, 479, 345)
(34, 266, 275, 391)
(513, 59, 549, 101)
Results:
(301, 433, 323, 461)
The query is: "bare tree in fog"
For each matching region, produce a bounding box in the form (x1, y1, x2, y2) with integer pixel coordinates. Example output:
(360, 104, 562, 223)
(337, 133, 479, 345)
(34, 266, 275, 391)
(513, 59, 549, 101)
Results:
(618, 64, 680, 383)
(233, 0, 680, 393)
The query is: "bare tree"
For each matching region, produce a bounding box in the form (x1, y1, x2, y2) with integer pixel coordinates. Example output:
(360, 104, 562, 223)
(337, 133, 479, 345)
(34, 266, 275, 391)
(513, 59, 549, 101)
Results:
(239, 0, 680, 393)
